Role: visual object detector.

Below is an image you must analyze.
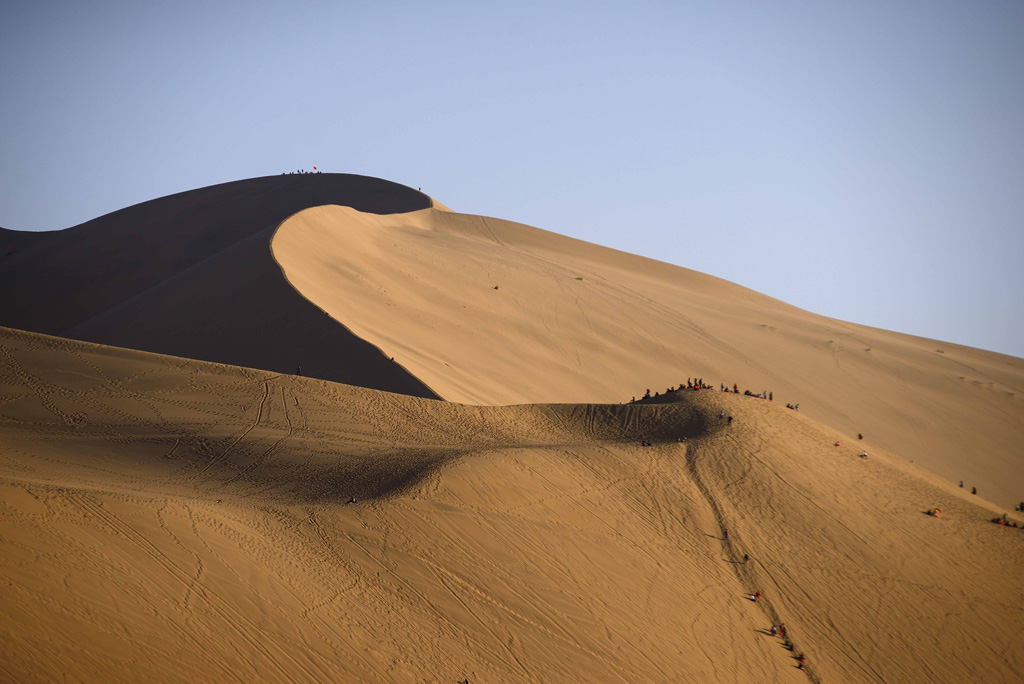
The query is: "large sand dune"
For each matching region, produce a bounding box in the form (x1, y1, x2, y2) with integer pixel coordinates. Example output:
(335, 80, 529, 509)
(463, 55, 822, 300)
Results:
(0, 175, 437, 398)
(1, 326, 1021, 683)
(272, 204, 1024, 509)
(2, 176, 1023, 682)
(3, 175, 1021, 507)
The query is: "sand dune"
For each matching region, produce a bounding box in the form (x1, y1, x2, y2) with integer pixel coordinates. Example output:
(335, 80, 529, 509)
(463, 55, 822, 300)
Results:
(1, 326, 1021, 683)
(272, 204, 1024, 509)
(2, 176, 1023, 682)
(0, 174, 437, 397)
(3, 175, 1020, 507)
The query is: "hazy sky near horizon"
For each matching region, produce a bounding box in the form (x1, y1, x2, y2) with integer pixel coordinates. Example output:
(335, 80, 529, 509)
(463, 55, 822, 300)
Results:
(2, 1, 1022, 357)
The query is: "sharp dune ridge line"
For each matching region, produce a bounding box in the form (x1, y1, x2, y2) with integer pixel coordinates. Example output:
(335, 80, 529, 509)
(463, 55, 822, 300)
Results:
(0, 174, 439, 399)
(271, 203, 1024, 509)
(0, 175, 1022, 682)
(0, 327, 1021, 683)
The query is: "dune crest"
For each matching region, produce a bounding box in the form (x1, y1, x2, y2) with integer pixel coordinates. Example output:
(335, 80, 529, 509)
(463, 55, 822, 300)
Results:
(0, 174, 438, 397)
(272, 204, 1024, 508)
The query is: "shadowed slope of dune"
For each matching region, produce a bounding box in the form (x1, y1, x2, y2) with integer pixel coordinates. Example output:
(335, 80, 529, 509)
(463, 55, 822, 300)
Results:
(0, 175, 439, 397)
(0, 227, 20, 250)
(273, 205, 1024, 509)
(1, 326, 1021, 684)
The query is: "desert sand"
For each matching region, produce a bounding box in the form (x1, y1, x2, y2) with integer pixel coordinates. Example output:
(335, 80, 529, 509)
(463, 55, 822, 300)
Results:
(272, 203, 1024, 509)
(1, 175, 1023, 682)
(0, 175, 437, 398)
(0, 326, 1021, 683)
(2, 175, 1021, 506)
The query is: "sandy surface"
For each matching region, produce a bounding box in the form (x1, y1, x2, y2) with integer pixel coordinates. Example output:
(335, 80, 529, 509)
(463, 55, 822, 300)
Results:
(273, 205, 1024, 509)
(2, 176, 1020, 507)
(1, 326, 1021, 683)
(1, 176, 1023, 682)
(0, 175, 437, 397)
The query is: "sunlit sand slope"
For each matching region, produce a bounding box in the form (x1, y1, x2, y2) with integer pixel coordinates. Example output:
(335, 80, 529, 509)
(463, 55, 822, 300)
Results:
(1, 327, 1021, 683)
(273, 205, 1024, 509)
(0, 175, 437, 397)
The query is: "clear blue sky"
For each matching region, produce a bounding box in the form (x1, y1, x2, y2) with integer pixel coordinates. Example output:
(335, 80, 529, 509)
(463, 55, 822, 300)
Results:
(3, 1, 1022, 357)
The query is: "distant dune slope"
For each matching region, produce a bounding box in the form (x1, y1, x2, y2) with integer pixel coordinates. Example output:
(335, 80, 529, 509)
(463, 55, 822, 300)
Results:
(0, 175, 438, 397)
(1, 326, 1021, 683)
(272, 205, 1024, 509)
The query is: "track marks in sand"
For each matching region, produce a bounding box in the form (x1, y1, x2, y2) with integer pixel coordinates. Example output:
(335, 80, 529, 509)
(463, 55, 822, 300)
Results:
(427, 560, 536, 681)
(4, 327, 1022, 682)
(685, 435, 821, 683)
(389, 494, 634, 672)
(196, 377, 273, 477)
(0, 343, 86, 428)
(380, 441, 771, 682)
(219, 384, 295, 489)
(61, 491, 317, 683)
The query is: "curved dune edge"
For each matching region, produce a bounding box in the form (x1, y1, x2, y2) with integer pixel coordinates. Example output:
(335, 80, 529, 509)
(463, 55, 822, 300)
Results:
(270, 204, 1024, 509)
(0, 174, 441, 399)
(430, 197, 454, 212)
(0, 325, 1021, 683)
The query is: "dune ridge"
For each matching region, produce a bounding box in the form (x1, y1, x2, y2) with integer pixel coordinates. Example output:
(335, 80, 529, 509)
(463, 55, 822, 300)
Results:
(0, 174, 438, 397)
(3, 175, 1020, 506)
(1, 326, 1021, 683)
(271, 204, 1024, 509)
(2, 175, 1022, 682)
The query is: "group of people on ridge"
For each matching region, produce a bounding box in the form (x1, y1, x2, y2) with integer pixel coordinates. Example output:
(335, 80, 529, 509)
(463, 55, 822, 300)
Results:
(632, 379, 783, 405)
